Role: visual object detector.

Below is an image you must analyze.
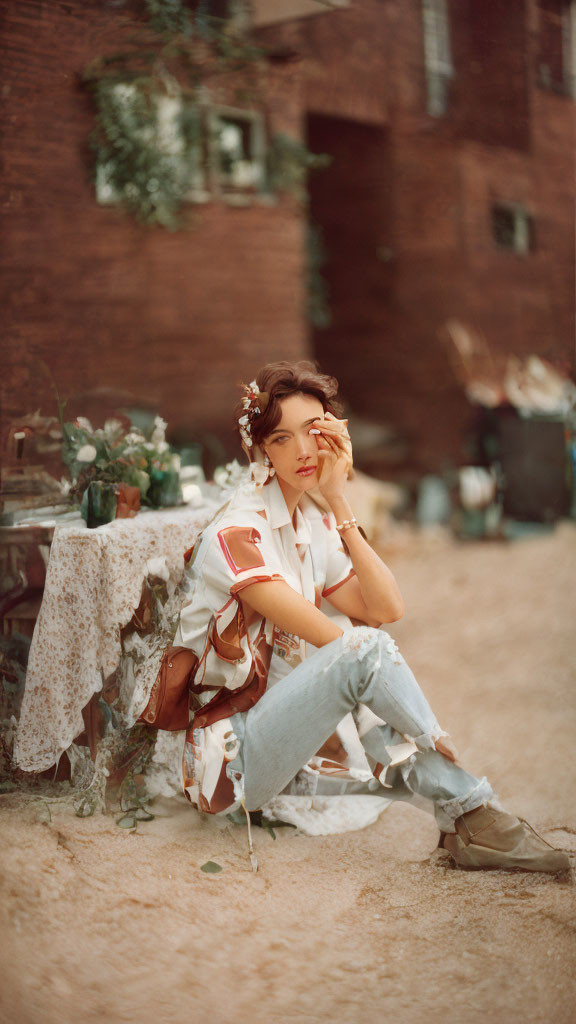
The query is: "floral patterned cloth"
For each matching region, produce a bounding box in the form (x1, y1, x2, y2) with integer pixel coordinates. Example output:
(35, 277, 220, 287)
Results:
(13, 507, 215, 772)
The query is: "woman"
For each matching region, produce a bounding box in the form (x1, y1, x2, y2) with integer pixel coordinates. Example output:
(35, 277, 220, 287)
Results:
(174, 360, 568, 873)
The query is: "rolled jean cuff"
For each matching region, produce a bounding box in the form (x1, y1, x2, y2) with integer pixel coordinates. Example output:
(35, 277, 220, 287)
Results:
(434, 776, 495, 833)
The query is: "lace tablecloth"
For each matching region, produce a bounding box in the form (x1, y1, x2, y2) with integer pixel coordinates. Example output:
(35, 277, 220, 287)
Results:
(14, 507, 213, 772)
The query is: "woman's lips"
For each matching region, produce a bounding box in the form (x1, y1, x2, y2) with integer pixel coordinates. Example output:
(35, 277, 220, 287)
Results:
(296, 466, 317, 477)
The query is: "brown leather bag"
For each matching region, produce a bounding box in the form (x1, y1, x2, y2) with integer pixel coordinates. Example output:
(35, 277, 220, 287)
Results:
(138, 646, 199, 732)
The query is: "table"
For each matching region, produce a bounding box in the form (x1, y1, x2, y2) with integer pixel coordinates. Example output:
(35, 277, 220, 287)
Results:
(13, 505, 214, 773)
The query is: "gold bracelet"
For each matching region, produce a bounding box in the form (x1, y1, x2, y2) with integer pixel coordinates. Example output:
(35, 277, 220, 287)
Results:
(335, 517, 357, 532)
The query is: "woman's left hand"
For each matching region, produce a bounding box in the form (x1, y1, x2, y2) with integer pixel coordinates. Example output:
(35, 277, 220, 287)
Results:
(313, 412, 353, 502)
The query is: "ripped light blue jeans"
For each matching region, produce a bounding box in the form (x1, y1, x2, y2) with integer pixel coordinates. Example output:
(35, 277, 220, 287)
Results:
(227, 627, 494, 833)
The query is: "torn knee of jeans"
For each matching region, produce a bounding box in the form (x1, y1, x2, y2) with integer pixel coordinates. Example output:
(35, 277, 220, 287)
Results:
(342, 627, 403, 665)
(377, 629, 403, 665)
(342, 626, 380, 661)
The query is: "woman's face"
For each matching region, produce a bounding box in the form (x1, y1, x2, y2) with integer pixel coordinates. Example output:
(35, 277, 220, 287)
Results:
(261, 392, 324, 493)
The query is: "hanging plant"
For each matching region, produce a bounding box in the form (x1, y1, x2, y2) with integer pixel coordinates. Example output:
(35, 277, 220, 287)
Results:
(143, 0, 194, 36)
(88, 74, 201, 228)
(306, 221, 332, 329)
(267, 132, 332, 203)
(82, 3, 332, 227)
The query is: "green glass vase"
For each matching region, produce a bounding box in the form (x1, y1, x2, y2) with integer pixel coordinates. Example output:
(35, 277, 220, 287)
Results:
(81, 481, 118, 528)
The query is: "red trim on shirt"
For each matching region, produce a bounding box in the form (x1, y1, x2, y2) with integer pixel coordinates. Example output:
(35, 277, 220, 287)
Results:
(322, 568, 356, 598)
(230, 572, 286, 597)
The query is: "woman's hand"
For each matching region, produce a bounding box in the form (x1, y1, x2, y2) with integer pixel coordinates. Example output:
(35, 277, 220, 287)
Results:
(313, 412, 353, 503)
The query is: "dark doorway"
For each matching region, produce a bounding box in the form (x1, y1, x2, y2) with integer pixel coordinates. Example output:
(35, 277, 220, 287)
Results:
(306, 114, 393, 418)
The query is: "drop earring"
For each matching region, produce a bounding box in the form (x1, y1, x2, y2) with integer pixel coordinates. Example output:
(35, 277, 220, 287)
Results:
(264, 454, 275, 477)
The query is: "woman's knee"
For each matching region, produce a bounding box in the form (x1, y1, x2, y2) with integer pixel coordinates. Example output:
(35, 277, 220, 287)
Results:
(341, 626, 403, 671)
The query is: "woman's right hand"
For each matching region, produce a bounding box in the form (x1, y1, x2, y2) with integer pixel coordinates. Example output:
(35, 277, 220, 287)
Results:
(314, 412, 354, 503)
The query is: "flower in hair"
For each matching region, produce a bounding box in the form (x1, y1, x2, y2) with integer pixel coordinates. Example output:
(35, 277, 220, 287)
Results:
(238, 380, 269, 449)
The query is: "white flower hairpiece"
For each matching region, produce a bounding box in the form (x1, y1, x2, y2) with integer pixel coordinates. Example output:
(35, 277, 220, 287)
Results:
(238, 379, 269, 450)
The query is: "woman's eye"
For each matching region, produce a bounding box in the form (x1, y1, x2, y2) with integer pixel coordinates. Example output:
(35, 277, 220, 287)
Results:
(274, 436, 289, 444)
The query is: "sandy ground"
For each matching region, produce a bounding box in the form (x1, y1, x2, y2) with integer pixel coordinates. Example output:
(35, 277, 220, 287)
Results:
(1, 520, 575, 1024)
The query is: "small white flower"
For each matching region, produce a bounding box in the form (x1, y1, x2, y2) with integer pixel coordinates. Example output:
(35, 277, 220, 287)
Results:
(151, 415, 168, 447)
(77, 444, 97, 463)
(103, 418, 124, 441)
(76, 417, 94, 432)
(143, 441, 155, 450)
(182, 482, 202, 506)
(239, 415, 250, 426)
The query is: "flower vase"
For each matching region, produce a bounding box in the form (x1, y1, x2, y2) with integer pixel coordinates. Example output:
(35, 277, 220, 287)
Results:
(81, 481, 118, 529)
(148, 468, 182, 508)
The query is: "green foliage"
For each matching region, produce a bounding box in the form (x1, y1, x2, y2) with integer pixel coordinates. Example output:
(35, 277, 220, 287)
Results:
(306, 221, 332, 329)
(143, 0, 193, 36)
(83, 1, 268, 228)
(83, 4, 324, 227)
(267, 133, 332, 203)
(200, 860, 223, 873)
(90, 76, 200, 229)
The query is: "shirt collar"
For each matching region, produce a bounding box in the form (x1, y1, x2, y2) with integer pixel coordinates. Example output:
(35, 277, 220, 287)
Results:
(263, 474, 292, 529)
(263, 476, 325, 548)
(229, 473, 323, 545)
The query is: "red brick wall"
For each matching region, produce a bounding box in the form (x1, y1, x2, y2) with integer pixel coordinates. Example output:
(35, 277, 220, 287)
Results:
(0, 0, 308, 473)
(256, 0, 389, 126)
(2, 0, 574, 484)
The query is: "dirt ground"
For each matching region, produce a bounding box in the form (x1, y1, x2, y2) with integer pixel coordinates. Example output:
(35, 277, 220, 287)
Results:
(1, 520, 575, 1024)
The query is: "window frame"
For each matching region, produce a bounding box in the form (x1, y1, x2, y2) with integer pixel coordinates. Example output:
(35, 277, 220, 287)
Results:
(205, 104, 268, 204)
(491, 201, 535, 256)
(422, 0, 454, 118)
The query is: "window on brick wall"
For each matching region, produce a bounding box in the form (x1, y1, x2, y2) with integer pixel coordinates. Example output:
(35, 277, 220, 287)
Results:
(95, 86, 267, 208)
(537, 0, 576, 97)
(206, 107, 266, 201)
(491, 203, 535, 254)
(422, 0, 454, 117)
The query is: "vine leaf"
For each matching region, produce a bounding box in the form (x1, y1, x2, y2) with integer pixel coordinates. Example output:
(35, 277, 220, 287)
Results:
(117, 813, 137, 829)
(200, 860, 222, 873)
(135, 807, 155, 821)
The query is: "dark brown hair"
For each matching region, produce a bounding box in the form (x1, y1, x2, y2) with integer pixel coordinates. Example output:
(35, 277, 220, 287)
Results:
(234, 360, 343, 456)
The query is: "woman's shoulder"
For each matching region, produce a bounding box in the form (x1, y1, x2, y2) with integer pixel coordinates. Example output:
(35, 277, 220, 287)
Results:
(196, 489, 271, 555)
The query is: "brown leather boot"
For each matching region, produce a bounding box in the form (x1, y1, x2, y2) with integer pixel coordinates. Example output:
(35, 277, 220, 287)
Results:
(440, 805, 571, 873)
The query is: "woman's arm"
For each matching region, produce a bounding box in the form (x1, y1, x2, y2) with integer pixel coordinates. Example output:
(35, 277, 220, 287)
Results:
(325, 494, 405, 625)
(240, 580, 344, 648)
(315, 415, 405, 625)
